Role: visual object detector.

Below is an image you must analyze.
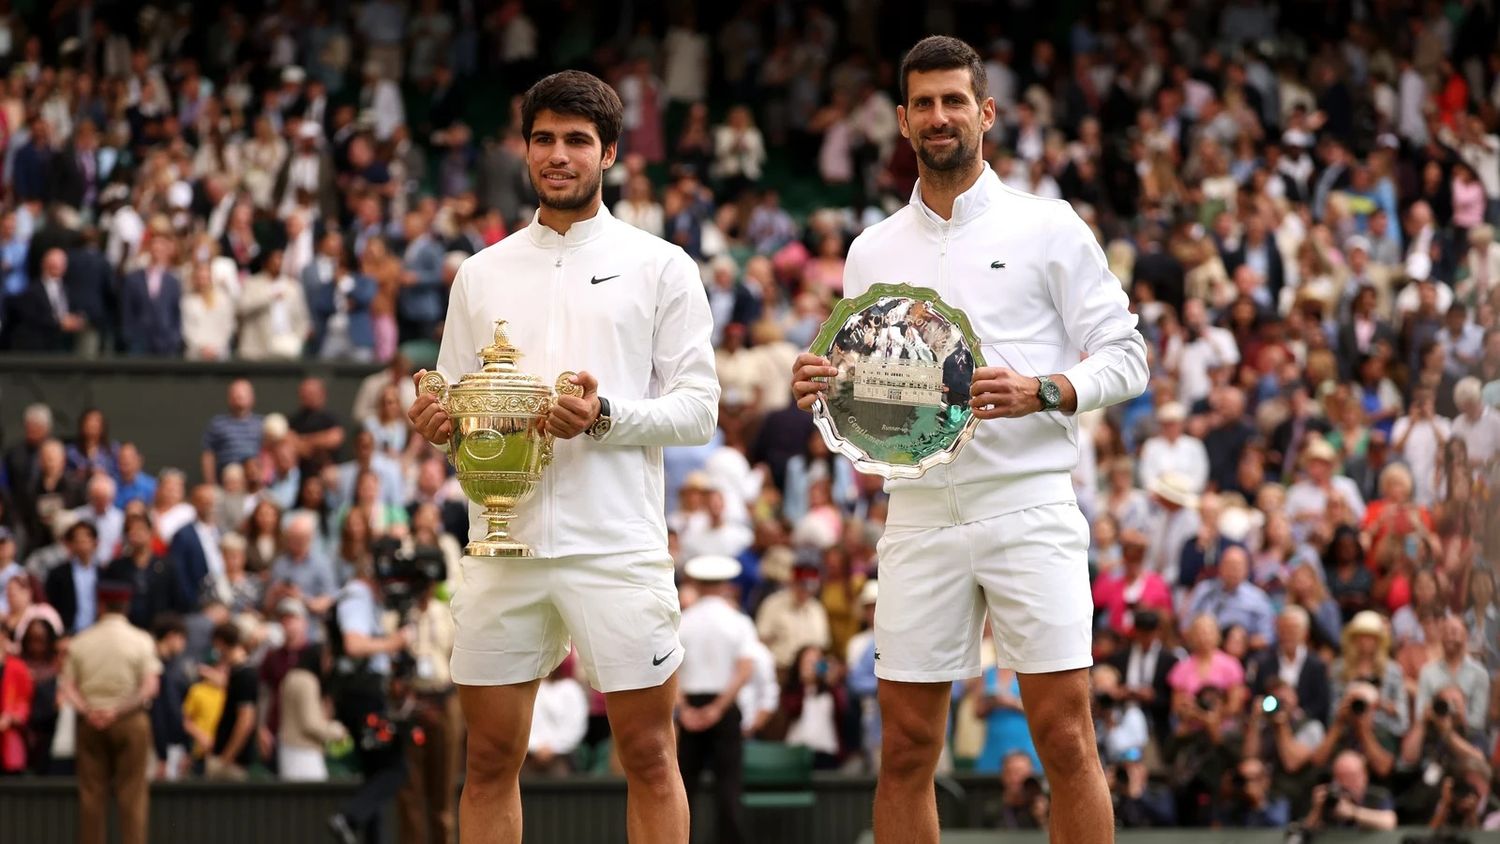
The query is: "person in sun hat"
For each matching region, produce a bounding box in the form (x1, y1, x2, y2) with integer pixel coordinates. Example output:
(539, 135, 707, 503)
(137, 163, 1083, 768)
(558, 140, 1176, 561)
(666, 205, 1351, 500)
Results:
(1284, 435, 1367, 543)
(676, 555, 756, 844)
(1143, 470, 1201, 586)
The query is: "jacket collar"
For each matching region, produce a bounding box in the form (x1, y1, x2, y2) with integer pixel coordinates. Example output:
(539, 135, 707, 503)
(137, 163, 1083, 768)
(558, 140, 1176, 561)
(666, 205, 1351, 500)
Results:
(527, 203, 614, 248)
(909, 161, 1003, 228)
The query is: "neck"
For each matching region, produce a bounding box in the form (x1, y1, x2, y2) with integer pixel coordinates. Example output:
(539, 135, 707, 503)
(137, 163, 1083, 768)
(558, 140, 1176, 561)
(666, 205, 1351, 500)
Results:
(537, 194, 602, 236)
(917, 159, 984, 220)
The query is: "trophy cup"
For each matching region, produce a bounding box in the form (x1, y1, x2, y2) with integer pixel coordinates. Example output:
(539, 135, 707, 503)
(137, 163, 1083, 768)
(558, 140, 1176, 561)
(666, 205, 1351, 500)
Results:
(419, 320, 582, 557)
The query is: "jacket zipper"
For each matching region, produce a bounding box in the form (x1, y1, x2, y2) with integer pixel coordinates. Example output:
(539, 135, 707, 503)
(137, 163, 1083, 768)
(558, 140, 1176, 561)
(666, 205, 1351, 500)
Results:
(546, 246, 565, 552)
(938, 224, 960, 525)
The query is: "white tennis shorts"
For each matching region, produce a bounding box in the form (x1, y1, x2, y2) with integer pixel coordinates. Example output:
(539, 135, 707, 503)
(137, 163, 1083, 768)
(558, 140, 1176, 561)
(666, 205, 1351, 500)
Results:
(449, 552, 683, 693)
(872, 501, 1094, 681)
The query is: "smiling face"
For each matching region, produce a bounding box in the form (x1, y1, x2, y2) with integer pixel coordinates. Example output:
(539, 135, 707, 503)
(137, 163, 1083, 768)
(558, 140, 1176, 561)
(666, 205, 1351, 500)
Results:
(897, 68, 994, 175)
(526, 109, 615, 213)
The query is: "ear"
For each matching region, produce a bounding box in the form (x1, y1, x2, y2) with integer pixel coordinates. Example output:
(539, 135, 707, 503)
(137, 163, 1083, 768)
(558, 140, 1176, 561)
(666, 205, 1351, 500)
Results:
(981, 96, 997, 135)
(601, 141, 618, 171)
(896, 104, 910, 140)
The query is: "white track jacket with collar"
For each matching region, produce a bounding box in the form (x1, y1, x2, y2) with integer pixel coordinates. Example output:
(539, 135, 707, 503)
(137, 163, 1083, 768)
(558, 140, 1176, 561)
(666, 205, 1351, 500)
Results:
(844, 163, 1148, 528)
(436, 206, 720, 559)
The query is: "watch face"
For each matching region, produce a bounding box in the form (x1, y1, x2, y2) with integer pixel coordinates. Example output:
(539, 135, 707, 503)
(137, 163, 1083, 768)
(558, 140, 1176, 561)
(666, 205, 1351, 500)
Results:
(1041, 382, 1062, 406)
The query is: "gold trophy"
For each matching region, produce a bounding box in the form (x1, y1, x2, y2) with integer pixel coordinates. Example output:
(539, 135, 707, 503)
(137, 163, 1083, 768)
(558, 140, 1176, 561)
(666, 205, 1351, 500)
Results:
(419, 320, 582, 557)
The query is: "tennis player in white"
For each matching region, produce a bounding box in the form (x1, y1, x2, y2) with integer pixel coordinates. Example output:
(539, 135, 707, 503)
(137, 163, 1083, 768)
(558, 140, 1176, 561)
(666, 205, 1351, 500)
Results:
(792, 37, 1147, 844)
(408, 71, 718, 843)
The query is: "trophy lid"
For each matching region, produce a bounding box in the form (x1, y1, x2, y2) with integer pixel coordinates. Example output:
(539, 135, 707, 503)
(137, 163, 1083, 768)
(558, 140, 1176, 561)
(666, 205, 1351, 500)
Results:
(448, 320, 552, 397)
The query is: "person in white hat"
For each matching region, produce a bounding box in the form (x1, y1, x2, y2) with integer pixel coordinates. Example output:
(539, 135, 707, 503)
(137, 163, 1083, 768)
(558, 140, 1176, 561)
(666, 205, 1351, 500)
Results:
(676, 555, 756, 844)
(1284, 436, 1367, 542)
(1138, 400, 1210, 495)
(1143, 470, 1202, 585)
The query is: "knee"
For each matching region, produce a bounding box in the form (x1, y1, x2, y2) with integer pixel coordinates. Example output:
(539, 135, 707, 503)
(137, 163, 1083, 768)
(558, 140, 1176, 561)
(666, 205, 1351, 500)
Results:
(1030, 710, 1094, 776)
(881, 714, 944, 782)
(613, 725, 678, 789)
(465, 726, 527, 785)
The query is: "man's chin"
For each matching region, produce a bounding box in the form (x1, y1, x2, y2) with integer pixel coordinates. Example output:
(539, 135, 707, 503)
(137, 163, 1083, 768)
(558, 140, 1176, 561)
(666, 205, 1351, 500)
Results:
(540, 186, 595, 212)
(917, 146, 970, 172)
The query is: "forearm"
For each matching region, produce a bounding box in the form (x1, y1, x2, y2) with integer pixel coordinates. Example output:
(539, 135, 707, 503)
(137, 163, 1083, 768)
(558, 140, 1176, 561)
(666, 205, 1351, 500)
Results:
(712, 659, 754, 711)
(1353, 806, 1397, 831)
(219, 708, 255, 761)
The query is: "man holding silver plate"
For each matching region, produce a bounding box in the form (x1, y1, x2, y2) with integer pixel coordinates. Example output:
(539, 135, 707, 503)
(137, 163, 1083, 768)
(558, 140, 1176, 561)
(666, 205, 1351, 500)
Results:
(791, 36, 1148, 844)
(407, 71, 718, 843)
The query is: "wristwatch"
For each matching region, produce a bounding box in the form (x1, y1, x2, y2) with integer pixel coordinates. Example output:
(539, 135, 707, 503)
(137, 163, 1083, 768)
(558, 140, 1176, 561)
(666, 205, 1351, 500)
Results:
(1036, 375, 1062, 412)
(586, 396, 613, 441)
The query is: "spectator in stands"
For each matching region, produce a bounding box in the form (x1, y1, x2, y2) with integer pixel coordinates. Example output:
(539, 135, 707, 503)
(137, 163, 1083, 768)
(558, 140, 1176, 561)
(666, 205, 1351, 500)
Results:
(0, 626, 32, 773)
(1285, 437, 1366, 542)
(266, 512, 336, 619)
(65, 408, 119, 480)
(277, 643, 346, 782)
(1, 247, 85, 352)
(23, 438, 83, 547)
(167, 485, 226, 612)
(45, 520, 101, 634)
(1092, 528, 1172, 637)
(204, 622, 256, 780)
(780, 644, 846, 769)
(756, 556, 832, 672)
(1248, 606, 1332, 725)
(3, 403, 52, 514)
(333, 429, 403, 512)
(1182, 545, 1275, 650)
(200, 380, 262, 486)
(288, 377, 346, 475)
(72, 473, 122, 566)
(147, 615, 190, 780)
(1416, 615, 1492, 733)
(986, 750, 1050, 831)
(1241, 675, 1324, 819)
(1138, 402, 1209, 494)
(105, 512, 186, 630)
(179, 262, 235, 361)
(118, 234, 183, 357)
(112, 443, 155, 510)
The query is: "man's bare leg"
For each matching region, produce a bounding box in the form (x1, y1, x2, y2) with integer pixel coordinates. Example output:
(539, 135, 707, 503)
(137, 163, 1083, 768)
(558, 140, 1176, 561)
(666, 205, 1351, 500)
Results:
(872, 679, 951, 844)
(604, 674, 690, 844)
(457, 680, 541, 844)
(1018, 668, 1114, 843)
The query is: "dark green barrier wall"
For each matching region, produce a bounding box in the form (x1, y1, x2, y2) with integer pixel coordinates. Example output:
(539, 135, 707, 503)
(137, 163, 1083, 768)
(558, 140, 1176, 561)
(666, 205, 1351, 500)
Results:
(0, 356, 382, 482)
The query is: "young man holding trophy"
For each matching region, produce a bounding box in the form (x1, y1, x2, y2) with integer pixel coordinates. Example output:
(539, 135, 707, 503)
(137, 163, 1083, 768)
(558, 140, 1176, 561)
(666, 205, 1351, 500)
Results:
(791, 36, 1148, 844)
(408, 70, 719, 843)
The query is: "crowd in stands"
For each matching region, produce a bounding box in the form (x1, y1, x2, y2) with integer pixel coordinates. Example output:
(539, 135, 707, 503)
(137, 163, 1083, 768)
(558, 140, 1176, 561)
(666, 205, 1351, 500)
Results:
(0, 0, 1497, 835)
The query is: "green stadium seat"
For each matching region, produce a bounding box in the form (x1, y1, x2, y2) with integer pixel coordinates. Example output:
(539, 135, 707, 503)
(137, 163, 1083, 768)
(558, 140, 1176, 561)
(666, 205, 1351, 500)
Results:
(741, 741, 816, 810)
(399, 339, 440, 370)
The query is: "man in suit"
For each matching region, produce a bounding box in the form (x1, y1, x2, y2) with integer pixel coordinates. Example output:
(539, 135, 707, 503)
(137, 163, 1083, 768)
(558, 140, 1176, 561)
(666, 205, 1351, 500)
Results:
(2, 248, 85, 351)
(1107, 609, 1179, 749)
(1247, 605, 1332, 726)
(167, 485, 225, 610)
(11, 117, 54, 204)
(45, 519, 103, 634)
(47, 120, 104, 213)
(105, 512, 190, 630)
(1268, 381, 1331, 483)
(118, 235, 182, 356)
(1223, 214, 1285, 308)
(64, 235, 115, 357)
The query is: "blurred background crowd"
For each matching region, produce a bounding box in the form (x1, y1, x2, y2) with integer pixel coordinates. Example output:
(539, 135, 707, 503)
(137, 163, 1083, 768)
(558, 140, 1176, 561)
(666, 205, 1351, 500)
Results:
(0, 0, 1498, 837)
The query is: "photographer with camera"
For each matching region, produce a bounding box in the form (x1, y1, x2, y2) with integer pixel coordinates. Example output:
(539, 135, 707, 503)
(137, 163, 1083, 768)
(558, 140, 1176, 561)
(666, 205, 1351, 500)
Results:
(1165, 614, 1247, 825)
(1415, 616, 1491, 735)
(1215, 757, 1291, 827)
(1106, 606, 1179, 754)
(1303, 750, 1397, 831)
(1396, 685, 1490, 824)
(985, 750, 1051, 831)
(325, 556, 411, 844)
(1242, 677, 1326, 818)
(1248, 606, 1332, 726)
(393, 559, 457, 844)
(1428, 758, 1495, 832)
(1311, 681, 1397, 780)
(1094, 664, 1176, 827)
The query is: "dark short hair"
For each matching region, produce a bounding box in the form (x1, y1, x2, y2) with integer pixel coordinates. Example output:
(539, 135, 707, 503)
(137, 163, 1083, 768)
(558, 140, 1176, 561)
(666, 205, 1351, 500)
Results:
(899, 36, 987, 106)
(520, 70, 624, 151)
(152, 613, 187, 641)
(64, 520, 99, 543)
(211, 622, 242, 649)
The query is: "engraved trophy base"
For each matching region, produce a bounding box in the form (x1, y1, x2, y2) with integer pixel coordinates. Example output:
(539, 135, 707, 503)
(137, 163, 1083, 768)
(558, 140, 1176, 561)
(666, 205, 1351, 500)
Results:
(467, 506, 531, 557)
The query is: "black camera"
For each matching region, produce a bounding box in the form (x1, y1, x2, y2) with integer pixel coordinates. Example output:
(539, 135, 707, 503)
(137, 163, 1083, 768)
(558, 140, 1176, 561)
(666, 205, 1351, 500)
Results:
(1431, 697, 1451, 718)
(1349, 697, 1369, 716)
(1095, 692, 1116, 712)
(1197, 686, 1223, 711)
(372, 538, 447, 619)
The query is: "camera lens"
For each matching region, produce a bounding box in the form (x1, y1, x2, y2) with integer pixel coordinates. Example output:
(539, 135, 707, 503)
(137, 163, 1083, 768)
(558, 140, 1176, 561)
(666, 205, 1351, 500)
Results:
(1350, 697, 1369, 716)
(1432, 698, 1450, 717)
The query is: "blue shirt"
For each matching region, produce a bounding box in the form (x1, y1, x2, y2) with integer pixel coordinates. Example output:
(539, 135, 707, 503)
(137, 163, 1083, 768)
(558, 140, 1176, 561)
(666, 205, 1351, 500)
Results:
(1, 237, 27, 296)
(71, 559, 98, 631)
(1185, 580, 1275, 642)
(115, 473, 158, 509)
(201, 413, 264, 473)
(336, 580, 389, 675)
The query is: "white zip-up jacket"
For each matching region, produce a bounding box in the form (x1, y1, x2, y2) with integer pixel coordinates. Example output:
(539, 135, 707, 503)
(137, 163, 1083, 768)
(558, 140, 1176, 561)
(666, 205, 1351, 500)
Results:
(844, 164, 1148, 527)
(436, 206, 720, 559)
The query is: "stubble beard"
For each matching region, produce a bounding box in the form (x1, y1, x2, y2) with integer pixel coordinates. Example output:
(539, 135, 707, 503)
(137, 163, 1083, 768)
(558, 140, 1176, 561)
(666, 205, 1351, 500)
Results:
(538, 167, 604, 212)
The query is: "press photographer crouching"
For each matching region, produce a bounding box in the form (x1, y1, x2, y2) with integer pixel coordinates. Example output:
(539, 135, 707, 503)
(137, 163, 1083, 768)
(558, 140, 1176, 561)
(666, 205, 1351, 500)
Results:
(1394, 686, 1491, 825)
(325, 538, 445, 844)
(1301, 750, 1398, 832)
(1241, 677, 1327, 821)
(1093, 664, 1176, 827)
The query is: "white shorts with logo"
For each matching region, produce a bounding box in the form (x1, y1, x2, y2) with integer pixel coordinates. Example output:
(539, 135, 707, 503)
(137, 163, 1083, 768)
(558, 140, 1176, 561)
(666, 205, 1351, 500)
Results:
(449, 552, 683, 694)
(873, 501, 1093, 681)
